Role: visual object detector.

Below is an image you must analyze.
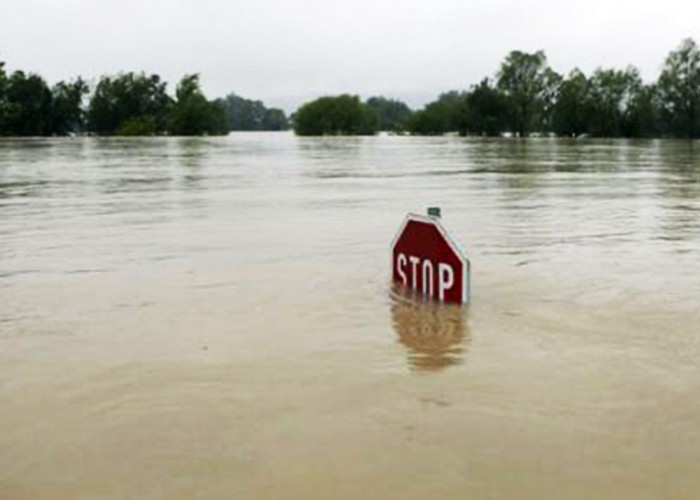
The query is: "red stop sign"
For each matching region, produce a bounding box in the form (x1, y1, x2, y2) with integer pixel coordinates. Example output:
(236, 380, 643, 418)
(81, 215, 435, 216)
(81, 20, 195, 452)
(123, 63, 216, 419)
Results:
(391, 214, 470, 305)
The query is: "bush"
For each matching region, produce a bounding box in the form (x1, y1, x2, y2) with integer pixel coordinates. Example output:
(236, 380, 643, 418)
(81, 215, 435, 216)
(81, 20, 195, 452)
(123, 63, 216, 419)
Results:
(293, 95, 379, 136)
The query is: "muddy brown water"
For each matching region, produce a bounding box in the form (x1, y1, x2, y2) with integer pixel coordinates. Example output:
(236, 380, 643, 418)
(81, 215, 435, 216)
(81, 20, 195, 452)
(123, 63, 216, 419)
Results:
(1, 134, 699, 499)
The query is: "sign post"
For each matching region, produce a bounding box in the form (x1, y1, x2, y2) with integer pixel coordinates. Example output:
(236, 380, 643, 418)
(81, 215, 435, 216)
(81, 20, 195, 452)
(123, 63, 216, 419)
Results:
(391, 210, 470, 305)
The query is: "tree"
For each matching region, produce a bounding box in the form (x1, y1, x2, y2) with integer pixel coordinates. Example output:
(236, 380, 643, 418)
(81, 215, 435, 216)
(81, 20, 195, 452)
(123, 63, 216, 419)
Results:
(0, 61, 9, 135)
(586, 67, 643, 137)
(437, 91, 469, 134)
(0, 63, 87, 136)
(404, 92, 467, 135)
(657, 38, 700, 138)
(221, 93, 262, 130)
(51, 78, 89, 135)
(293, 95, 379, 136)
(1, 70, 53, 136)
(262, 108, 288, 131)
(117, 116, 158, 136)
(0, 62, 6, 92)
(220, 93, 289, 131)
(405, 101, 452, 135)
(552, 69, 591, 137)
(365, 96, 412, 132)
(166, 74, 227, 136)
(463, 79, 508, 136)
(87, 72, 172, 135)
(497, 50, 561, 136)
(624, 84, 660, 138)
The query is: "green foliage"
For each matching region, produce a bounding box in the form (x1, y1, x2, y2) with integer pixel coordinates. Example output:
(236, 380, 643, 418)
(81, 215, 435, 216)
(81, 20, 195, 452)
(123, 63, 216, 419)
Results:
(4, 38, 700, 139)
(497, 50, 561, 136)
(166, 74, 227, 136)
(51, 78, 89, 135)
(437, 91, 469, 134)
(365, 96, 412, 132)
(404, 92, 465, 135)
(0, 61, 6, 93)
(220, 93, 289, 131)
(625, 84, 660, 138)
(0, 62, 8, 135)
(405, 102, 451, 135)
(552, 69, 591, 137)
(0, 62, 87, 136)
(406, 85, 508, 137)
(1, 70, 53, 136)
(261, 108, 289, 131)
(117, 116, 157, 136)
(87, 72, 172, 135)
(463, 80, 508, 136)
(657, 38, 700, 138)
(0, 62, 271, 137)
(586, 67, 643, 137)
(293, 95, 379, 136)
(552, 67, 656, 138)
(85, 72, 225, 136)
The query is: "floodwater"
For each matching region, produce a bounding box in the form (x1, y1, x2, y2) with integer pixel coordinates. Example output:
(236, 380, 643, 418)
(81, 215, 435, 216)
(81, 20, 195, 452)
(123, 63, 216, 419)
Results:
(1, 133, 699, 499)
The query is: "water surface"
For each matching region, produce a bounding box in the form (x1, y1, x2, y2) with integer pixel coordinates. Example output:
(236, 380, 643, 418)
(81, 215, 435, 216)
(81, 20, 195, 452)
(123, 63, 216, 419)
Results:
(1, 134, 699, 499)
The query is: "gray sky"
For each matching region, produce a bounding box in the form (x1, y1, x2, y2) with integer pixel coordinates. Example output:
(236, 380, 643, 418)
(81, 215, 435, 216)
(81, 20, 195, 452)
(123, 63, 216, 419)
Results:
(1, 0, 698, 112)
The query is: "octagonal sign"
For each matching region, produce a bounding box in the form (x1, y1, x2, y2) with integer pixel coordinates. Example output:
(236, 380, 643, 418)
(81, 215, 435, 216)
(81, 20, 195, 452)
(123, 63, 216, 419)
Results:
(391, 213, 470, 305)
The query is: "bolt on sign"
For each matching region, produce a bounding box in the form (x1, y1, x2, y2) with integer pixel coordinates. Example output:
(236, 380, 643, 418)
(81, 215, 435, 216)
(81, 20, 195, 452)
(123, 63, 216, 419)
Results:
(391, 211, 470, 305)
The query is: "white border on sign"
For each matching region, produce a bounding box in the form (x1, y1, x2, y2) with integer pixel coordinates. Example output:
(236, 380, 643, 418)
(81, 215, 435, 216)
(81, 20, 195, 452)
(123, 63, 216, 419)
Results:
(390, 213, 471, 304)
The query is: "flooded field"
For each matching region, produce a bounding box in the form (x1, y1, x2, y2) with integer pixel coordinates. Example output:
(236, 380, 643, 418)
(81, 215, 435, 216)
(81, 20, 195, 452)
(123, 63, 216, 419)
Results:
(1, 133, 699, 499)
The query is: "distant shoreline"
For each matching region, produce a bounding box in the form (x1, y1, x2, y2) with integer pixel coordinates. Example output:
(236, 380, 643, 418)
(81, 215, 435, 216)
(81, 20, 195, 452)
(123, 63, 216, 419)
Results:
(3, 37, 700, 139)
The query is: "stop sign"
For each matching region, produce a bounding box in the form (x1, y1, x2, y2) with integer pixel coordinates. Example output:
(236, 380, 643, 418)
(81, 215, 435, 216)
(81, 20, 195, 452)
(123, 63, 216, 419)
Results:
(391, 213, 470, 305)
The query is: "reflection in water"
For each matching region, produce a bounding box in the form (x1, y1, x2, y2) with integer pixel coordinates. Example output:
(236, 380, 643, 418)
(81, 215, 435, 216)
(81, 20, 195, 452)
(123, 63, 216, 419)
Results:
(657, 141, 700, 242)
(0, 180, 50, 199)
(177, 137, 208, 190)
(4, 136, 700, 498)
(297, 136, 365, 179)
(390, 287, 469, 372)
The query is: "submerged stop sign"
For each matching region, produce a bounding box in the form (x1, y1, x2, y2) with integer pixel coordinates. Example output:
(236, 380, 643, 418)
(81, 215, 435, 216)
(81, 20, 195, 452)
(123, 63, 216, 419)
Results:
(391, 213, 470, 305)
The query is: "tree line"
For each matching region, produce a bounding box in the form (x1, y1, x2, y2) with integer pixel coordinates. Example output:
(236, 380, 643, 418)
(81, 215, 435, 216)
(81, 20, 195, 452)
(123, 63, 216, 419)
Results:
(294, 38, 700, 138)
(0, 64, 289, 136)
(3, 37, 699, 138)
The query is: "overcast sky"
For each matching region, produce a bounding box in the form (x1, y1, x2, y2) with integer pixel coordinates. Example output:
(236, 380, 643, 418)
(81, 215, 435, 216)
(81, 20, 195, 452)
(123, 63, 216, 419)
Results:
(1, 0, 698, 112)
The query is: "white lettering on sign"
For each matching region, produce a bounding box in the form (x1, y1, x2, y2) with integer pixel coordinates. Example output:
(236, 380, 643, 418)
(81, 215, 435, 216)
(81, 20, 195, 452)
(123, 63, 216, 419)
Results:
(391, 213, 469, 305)
(409, 256, 420, 289)
(397, 253, 408, 285)
(395, 253, 455, 299)
(438, 263, 454, 301)
(422, 259, 433, 297)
